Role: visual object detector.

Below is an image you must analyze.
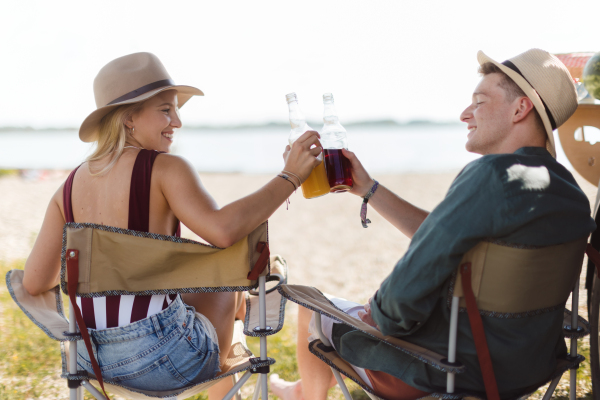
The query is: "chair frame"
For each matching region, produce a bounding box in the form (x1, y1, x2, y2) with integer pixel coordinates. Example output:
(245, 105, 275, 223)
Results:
(7, 221, 286, 400)
(304, 266, 587, 400)
(63, 273, 273, 400)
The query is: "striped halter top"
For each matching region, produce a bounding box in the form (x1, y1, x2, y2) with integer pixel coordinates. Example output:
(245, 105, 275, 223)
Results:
(63, 149, 181, 330)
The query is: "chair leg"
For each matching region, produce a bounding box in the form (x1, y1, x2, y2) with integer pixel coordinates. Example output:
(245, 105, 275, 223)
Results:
(447, 296, 460, 393)
(252, 378, 261, 400)
(231, 373, 242, 400)
(542, 376, 561, 400)
(81, 381, 106, 400)
(314, 313, 353, 400)
(331, 367, 353, 400)
(257, 275, 270, 400)
(570, 279, 580, 400)
(223, 371, 253, 400)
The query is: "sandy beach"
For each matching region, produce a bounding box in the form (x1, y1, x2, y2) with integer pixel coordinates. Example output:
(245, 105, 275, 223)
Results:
(1, 169, 598, 303)
(1, 168, 598, 399)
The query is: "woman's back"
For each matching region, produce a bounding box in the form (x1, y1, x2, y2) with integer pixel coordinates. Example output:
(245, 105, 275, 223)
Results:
(70, 148, 179, 236)
(66, 148, 180, 329)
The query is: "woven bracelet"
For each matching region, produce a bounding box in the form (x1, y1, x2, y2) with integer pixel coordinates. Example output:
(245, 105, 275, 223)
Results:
(360, 180, 379, 228)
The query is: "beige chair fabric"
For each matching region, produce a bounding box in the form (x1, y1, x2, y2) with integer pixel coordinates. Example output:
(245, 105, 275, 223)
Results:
(452, 238, 587, 314)
(63, 221, 269, 295)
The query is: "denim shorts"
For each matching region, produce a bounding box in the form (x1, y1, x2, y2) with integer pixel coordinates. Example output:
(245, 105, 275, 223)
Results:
(77, 295, 220, 392)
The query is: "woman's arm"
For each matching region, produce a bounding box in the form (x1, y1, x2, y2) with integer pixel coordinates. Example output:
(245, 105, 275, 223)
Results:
(22, 188, 65, 295)
(342, 149, 429, 239)
(160, 131, 322, 248)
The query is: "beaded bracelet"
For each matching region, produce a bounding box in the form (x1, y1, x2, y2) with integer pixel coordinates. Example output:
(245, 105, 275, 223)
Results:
(361, 180, 379, 228)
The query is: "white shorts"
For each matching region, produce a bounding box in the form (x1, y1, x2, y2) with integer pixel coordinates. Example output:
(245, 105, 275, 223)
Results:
(307, 296, 373, 389)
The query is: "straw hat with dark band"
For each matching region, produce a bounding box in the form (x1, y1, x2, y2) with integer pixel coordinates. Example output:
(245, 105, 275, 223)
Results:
(477, 49, 577, 158)
(79, 52, 203, 142)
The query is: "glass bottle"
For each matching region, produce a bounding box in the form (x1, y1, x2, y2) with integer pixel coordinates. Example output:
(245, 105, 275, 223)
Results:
(321, 93, 353, 192)
(286, 93, 330, 199)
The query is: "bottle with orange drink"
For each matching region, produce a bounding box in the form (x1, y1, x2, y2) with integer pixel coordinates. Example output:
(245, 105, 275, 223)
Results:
(286, 93, 330, 198)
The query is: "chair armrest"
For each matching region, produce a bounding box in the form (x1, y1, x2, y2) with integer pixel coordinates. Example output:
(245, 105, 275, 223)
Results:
(278, 284, 466, 374)
(244, 255, 288, 336)
(5, 269, 71, 341)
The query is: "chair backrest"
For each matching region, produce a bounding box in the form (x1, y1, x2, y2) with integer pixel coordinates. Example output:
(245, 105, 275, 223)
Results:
(452, 237, 587, 314)
(62, 221, 269, 297)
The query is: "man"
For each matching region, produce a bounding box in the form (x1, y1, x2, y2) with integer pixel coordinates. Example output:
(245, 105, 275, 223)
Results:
(271, 49, 596, 399)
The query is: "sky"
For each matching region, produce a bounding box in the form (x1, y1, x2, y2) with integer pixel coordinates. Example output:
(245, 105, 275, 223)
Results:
(2, 0, 600, 128)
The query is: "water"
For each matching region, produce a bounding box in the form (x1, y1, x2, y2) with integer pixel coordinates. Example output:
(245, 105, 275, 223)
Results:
(0, 124, 572, 173)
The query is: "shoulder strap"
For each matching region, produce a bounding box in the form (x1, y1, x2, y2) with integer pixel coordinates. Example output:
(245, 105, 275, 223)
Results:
(128, 149, 181, 236)
(460, 262, 500, 400)
(62, 165, 82, 223)
(128, 149, 158, 232)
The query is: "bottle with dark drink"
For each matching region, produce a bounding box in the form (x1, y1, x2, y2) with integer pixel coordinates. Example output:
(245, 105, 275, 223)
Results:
(286, 93, 330, 199)
(321, 93, 353, 192)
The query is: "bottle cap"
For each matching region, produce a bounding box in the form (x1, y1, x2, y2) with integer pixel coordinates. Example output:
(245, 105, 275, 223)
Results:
(323, 93, 334, 103)
(286, 93, 297, 103)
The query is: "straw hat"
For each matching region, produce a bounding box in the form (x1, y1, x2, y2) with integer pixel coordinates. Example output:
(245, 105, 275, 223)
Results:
(477, 49, 577, 157)
(79, 52, 203, 142)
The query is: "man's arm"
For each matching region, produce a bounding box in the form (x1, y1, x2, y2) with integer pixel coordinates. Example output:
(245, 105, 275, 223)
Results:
(369, 162, 504, 336)
(342, 149, 429, 238)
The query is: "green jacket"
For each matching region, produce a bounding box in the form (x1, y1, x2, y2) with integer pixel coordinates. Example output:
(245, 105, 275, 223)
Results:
(333, 147, 596, 397)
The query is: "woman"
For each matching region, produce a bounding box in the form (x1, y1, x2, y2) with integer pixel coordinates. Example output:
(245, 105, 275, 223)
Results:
(22, 52, 321, 398)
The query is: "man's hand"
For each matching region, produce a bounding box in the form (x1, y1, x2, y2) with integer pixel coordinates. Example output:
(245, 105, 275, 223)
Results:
(357, 299, 379, 330)
(342, 149, 374, 197)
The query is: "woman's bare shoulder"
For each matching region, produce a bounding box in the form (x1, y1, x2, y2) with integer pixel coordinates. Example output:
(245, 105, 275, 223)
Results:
(153, 153, 201, 187)
(154, 153, 196, 173)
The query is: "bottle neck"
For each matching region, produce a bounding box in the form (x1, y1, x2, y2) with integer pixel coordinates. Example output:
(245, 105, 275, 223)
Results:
(288, 100, 311, 143)
(289, 100, 309, 128)
(323, 102, 339, 124)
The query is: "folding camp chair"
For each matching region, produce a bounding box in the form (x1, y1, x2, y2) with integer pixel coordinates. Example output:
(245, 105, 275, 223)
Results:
(278, 236, 590, 400)
(556, 102, 600, 398)
(6, 220, 288, 400)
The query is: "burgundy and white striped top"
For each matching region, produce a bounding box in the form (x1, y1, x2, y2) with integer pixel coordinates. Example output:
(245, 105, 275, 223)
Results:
(63, 149, 181, 330)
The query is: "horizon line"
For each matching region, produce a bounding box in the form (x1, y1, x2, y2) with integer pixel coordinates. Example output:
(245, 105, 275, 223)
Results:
(0, 119, 461, 132)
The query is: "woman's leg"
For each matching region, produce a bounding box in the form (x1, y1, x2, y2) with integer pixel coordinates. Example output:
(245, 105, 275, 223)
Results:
(270, 306, 337, 400)
(181, 292, 242, 400)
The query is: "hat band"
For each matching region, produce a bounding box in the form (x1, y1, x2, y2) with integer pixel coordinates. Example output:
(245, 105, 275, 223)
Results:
(501, 61, 557, 130)
(107, 78, 176, 106)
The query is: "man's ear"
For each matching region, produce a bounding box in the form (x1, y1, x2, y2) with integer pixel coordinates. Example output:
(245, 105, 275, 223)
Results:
(513, 96, 536, 123)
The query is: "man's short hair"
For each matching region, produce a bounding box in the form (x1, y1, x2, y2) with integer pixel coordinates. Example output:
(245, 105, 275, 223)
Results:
(479, 62, 544, 127)
(478, 62, 527, 101)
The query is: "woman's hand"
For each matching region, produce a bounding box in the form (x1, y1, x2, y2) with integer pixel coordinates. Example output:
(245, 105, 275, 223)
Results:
(342, 149, 374, 197)
(282, 130, 322, 183)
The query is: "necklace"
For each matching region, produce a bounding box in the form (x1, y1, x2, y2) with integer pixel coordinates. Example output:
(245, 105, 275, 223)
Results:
(124, 145, 145, 150)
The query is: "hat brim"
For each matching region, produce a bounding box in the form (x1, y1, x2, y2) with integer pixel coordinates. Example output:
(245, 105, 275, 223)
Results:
(79, 85, 204, 143)
(477, 51, 556, 157)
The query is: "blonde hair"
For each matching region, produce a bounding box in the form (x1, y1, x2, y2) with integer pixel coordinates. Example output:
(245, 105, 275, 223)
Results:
(86, 102, 144, 176)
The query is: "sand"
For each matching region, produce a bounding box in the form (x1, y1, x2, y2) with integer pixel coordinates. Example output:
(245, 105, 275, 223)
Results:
(1, 169, 598, 304)
(1, 168, 597, 398)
